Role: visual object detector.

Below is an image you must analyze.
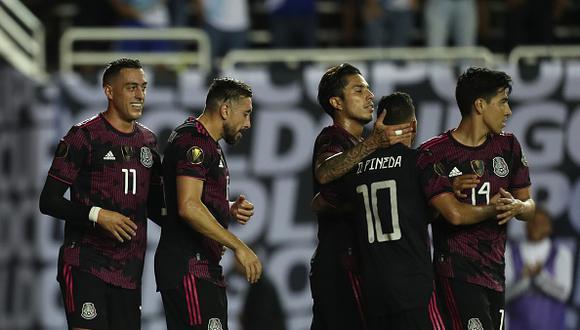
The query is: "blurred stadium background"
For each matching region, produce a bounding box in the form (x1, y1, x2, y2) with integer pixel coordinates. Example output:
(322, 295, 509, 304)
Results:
(1, 0, 579, 329)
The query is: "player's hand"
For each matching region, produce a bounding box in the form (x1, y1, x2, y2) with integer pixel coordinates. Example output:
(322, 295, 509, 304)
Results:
(97, 209, 137, 242)
(234, 244, 262, 283)
(495, 188, 525, 225)
(230, 195, 254, 225)
(371, 110, 413, 148)
(452, 174, 480, 198)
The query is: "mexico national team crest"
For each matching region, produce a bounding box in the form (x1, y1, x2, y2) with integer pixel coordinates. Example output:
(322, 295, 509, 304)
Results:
(470, 160, 485, 177)
(140, 146, 153, 168)
(187, 146, 204, 165)
(492, 156, 509, 177)
(208, 318, 223, 330)
(81, 302, 97, 320)
(467, 318, 483, 330)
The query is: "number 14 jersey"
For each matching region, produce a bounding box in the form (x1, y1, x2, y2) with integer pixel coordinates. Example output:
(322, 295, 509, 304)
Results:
(417, 130, 531, 292)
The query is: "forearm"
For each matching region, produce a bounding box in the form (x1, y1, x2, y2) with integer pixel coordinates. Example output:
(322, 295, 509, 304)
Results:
(516, 198, 535, 222)
(39, 176, 92, 224)
(180, 201, 245, 251)
(433, 193, 496, 225)
(316, 136, 380, 184)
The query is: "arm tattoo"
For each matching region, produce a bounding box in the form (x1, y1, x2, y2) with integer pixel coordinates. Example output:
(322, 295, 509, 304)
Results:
(316, 138, 379, 184)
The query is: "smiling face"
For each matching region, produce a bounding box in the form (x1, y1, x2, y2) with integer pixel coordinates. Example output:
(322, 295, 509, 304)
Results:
(333, 74, 374, 124)
(105, 68, 147, 123)
(481, 88, 511, 134)
(223, 96, 252, 145)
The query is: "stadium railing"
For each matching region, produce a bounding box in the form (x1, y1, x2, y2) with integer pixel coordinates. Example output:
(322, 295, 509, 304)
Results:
(220, 47, 497, 70)
(509, 45, 580, 64)
(0, 0, 46, 82)
(58, 27, 211, 74)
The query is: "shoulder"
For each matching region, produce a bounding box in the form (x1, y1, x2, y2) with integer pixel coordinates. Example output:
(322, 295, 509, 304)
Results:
(136, 121, 158, 144)
(418, 132, 451, 152)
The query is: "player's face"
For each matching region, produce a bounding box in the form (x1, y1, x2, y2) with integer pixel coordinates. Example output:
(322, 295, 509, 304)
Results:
(224, 96, 252, 145)
(340, 74, 374, 124)
(109, 68, 147, 123)
(482, 88, 511, 134)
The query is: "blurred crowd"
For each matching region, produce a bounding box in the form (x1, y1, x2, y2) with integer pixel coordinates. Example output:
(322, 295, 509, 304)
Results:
(20, 0, 579, 71)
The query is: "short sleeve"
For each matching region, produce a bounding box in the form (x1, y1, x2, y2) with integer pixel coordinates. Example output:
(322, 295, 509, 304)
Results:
(48, 126, 90, 185)
(509, 136, 531, 190)
(174, 133, 216, 180)
(417, 148, 454, 202)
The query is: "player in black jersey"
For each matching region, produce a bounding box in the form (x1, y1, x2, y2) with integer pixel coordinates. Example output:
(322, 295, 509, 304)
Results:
(39, 58, 164, 329)
(155, 78, 261, 329)
(418, 68, 536, 330)
(310, 63, 414, 330)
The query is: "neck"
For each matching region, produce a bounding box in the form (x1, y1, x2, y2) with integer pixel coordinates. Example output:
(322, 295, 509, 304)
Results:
(103, 108, 134, 133)
(334, 116, 365, 138)
(451, 116, 490, 147)
(197, 111, 222, 142)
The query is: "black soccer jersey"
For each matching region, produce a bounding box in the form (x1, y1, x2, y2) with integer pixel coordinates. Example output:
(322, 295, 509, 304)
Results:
(48, 114, 161, 289)
(418, 130, 531, 292)
(341, 144, 434, 315)
(312, 124, 363, 255)
(155, 117, 230, 290)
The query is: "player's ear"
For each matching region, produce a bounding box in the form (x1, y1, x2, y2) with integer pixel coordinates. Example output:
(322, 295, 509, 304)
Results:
(104, 84, 113, 101)
(411, 119, 417, 133)
(474, 97, 485, 114)
(219, 102, 229, 120)
(329, 96, 342, 111)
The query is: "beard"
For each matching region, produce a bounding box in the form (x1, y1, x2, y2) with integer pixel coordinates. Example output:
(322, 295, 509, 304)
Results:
(223, 124, 242, 145)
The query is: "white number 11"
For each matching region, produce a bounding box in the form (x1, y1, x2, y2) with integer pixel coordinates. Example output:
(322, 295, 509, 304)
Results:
(122, 168, 137, 195)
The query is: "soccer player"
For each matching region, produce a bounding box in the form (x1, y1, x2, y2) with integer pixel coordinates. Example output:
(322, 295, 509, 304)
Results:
(155, 78, 261, 329)
(39, 58, 164, 329)
(337, 92, 510, 330)
(418, 67, 536, 330)
(310, 63, 412, 330)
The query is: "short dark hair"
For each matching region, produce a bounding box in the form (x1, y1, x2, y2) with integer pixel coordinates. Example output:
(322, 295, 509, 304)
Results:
(455, 67, 512, 117)
(206, 77, 252, 110)
(377, 92, 415, 125)
(102, 58, 142, 87)
(317, 63, 362, 117)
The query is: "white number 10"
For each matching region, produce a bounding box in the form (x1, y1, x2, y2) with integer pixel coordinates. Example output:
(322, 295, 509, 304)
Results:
(122, 168, 137, 195)
(356, 180, 401, 243)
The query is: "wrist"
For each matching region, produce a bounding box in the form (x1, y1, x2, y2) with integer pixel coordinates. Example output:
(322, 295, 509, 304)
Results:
(89, 206, 101, 225)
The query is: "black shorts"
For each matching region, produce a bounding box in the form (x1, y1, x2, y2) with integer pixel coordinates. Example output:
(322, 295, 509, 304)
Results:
(367, 290, 445, 330)
(59, 265, 141, 330)
(160, 273, 228, 330)
(310, 253, 366, 330)
(368, 307, 432, 330)
(436, 276, 505, 330)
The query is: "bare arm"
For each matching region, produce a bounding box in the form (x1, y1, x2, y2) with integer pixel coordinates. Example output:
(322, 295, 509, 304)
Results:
(177, 176, 261, 283)
(315, 112, 413, 185)
(496, 187, 535, 223)
(430, 192, 498, 225)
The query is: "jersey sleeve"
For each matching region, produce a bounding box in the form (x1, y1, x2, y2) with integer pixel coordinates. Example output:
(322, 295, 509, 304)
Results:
(509, 136, 531, 190)
(48, 126, 90, 185)
(174, 133, 216, 180)
(313, 128, 351, 163)
(417, 148, 454, 202)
